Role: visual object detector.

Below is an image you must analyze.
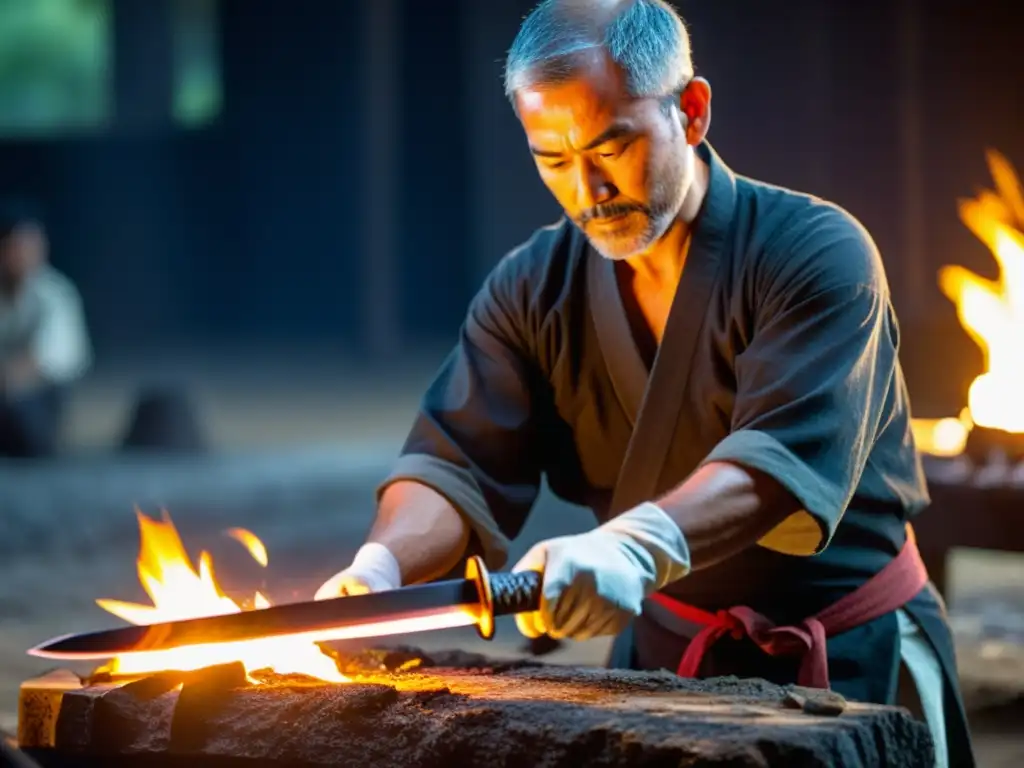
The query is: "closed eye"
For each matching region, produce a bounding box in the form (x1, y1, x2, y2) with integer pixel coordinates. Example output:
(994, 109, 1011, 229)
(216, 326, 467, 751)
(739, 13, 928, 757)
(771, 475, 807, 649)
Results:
(596, 140, 633, 159)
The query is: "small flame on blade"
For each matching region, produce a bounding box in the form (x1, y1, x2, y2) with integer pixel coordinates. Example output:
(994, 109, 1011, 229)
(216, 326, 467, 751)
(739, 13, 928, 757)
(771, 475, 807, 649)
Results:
(92, 511, 480, 682)
(224, 527, 269, 567)
(96, 510, 347, 681)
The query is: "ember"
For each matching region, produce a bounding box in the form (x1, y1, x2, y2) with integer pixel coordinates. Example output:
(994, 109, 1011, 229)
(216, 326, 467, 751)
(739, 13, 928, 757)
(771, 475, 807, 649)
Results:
(913, 150, 1024, 457)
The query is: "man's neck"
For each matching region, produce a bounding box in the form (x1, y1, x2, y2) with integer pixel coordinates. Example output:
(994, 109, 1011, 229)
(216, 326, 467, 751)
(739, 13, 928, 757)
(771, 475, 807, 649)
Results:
(626, 155, 710, 289)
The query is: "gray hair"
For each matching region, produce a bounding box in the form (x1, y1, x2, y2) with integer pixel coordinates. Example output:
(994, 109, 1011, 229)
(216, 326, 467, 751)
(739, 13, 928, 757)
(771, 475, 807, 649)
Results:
(504, 0, 694, 104)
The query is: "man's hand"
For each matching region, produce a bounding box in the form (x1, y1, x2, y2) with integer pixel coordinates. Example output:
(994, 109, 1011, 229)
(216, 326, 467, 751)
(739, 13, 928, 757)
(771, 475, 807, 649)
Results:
(313, 543, 402, 600)
(512, 502, 691, 641)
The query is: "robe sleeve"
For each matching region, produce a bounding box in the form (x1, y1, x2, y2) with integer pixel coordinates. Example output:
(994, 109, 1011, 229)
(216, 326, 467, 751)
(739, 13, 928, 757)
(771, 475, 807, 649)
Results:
(376, 252, 544, 570)
(701, 218, 899, 554)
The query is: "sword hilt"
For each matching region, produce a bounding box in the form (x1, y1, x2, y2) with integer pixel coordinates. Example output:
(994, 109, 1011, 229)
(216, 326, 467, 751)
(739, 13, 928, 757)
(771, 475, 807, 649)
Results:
(464, 556, 542, 640)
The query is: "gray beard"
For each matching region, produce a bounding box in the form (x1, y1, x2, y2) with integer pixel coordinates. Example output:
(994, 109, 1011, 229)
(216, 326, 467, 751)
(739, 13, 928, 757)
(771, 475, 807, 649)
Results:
(588, 208, 674, 261)
(588, 181, 686, 261)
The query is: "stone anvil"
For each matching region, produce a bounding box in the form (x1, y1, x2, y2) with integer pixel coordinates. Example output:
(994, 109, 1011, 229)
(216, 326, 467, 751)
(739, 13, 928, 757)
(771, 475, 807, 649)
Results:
(16, 647, 933, 767)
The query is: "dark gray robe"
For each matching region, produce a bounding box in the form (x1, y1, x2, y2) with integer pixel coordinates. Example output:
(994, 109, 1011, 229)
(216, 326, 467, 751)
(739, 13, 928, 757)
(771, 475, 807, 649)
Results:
(380, 142, 973, 766)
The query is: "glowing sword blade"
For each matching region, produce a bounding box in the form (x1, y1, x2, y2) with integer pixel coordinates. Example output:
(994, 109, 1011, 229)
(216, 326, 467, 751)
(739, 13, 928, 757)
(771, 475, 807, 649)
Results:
(29, 557, 539, 660)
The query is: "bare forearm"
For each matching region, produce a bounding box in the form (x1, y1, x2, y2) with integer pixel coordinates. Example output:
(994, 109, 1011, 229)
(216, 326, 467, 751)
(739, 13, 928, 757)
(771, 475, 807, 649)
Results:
(656, 461, 802, 571)
(368, 480, 472, 585)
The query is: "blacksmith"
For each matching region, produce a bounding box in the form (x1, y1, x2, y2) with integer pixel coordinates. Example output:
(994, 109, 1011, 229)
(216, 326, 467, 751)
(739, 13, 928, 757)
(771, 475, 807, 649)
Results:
(319, 2, 972, 764)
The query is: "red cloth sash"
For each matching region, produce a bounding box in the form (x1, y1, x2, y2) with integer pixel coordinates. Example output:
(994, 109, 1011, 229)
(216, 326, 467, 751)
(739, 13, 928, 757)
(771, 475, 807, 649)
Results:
(648, 525, 928, 689)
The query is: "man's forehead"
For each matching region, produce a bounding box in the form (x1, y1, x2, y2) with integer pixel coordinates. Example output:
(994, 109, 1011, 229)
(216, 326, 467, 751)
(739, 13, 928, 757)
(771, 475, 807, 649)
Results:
(517, 52, 636, 136)
(530, 49, 626, 100)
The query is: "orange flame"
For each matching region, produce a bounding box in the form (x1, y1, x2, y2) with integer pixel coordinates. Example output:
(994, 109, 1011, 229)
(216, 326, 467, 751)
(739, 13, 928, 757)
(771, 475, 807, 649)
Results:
(96, 511, 478, 682)
(97, 511, 346, 681)
(912, 150, 1024, 454)
(224, 527, 268, 567)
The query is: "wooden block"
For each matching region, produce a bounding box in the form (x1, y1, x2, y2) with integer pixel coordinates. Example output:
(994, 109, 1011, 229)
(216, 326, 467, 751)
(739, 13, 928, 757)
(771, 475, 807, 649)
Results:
(16, 670, 82, 750)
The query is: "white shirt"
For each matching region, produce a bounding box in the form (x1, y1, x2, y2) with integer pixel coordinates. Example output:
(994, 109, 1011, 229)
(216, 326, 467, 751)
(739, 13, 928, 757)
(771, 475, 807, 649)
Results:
(0, 265, 91, 386)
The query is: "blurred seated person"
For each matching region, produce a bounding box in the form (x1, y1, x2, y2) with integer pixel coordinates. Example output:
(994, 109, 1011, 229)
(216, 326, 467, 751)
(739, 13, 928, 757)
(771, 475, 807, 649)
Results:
(0, 202, 91, 458)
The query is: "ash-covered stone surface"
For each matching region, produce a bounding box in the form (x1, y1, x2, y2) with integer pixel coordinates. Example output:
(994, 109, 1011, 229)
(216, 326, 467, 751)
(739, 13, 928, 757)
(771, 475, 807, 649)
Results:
(321, 643, 547, 676)
(26, 648, 933, 768)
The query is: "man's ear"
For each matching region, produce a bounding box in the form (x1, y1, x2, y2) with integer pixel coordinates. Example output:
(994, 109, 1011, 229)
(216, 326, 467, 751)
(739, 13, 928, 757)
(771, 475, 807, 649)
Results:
(679, 77, 712, 145)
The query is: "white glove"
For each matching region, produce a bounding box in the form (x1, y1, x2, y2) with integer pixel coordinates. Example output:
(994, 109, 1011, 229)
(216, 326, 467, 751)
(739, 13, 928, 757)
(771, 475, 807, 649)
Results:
(313, 543, 402, 600)
(512, 502, 690, 641)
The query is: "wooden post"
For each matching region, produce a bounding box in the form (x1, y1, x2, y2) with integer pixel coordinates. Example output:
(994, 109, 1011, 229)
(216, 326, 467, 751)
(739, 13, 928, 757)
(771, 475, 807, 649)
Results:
(802, 2, 833, 197)
(113, 0, 174, 132)
(898, 0, 927, 318)
(361, 0, 401, 356)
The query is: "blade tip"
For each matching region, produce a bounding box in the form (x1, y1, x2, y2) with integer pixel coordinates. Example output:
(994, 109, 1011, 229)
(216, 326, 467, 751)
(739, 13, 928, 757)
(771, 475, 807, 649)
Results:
(27, 633, 79, 658)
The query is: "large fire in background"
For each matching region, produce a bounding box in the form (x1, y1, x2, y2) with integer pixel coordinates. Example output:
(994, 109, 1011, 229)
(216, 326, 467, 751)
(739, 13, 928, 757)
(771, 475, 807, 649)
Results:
(912, 150, 1024, 456)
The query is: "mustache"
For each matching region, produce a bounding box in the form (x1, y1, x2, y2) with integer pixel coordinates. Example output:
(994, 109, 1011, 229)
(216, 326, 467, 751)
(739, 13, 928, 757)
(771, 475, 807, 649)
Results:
(578, 203, 648, 226)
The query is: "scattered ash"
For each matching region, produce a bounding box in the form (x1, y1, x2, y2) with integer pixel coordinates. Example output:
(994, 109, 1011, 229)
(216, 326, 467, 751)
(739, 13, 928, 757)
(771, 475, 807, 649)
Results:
(320, 643, 547, 677)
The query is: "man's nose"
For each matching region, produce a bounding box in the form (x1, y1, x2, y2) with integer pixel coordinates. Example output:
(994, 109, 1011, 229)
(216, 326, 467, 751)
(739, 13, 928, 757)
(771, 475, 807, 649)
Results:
(575, 159, 615, 209)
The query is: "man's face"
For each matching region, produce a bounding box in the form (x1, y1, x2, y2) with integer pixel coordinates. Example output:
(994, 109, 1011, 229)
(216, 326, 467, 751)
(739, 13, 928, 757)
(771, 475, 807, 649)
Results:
(0, 224, 46, 289)
(515, 52, 699, 261)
